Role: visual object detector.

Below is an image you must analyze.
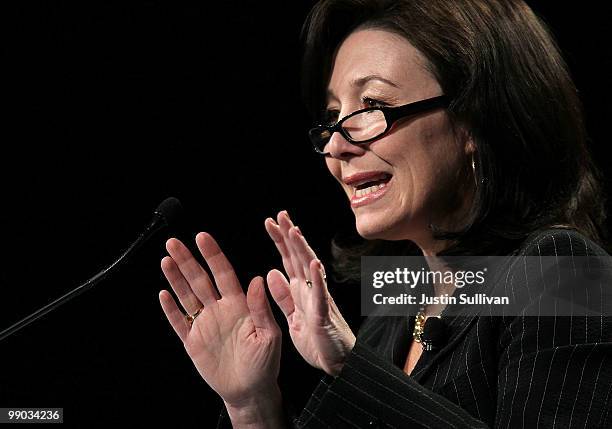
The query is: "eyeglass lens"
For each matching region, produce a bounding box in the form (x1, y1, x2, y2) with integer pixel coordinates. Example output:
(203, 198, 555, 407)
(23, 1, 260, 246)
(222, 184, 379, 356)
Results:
(343, 110, 386, 141)
(313, 110, 387, 152)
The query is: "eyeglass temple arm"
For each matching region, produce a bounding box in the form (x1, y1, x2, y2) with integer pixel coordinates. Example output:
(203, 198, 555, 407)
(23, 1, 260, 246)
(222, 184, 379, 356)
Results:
(385, 95, 450, 122)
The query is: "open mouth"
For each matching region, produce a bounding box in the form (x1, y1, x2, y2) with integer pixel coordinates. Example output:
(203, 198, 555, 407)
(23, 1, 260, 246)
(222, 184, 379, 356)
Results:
(352, 173, 393, 198)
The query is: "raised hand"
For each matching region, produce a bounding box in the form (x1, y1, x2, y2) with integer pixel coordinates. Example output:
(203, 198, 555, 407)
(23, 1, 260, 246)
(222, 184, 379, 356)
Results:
(264, 211, 356, 376)
(158, 232, 283, 419)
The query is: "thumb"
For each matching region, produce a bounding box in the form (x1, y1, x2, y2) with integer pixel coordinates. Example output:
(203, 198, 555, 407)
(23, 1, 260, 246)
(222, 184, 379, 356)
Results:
(246, 276, 280, 334)
(266, 269, 295, 320)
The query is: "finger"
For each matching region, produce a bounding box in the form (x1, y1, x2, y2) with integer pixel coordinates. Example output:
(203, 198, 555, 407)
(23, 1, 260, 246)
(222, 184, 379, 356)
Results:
(195, 232, 243, 297)
(265, 217, 297, 279)
(161, 256, 203, 314)
(266, 269, 296, 319)
(159, 289, 190, 342)
(309, 259, 330, 319)
(166, 238, 220, 305)
(246, 276, 281, 335)
(276, 211, 304, 280)
(288, 225, 318, 280)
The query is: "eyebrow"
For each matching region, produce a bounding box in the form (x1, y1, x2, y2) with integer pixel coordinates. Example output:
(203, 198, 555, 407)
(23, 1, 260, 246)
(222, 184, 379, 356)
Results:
(326, 74, 400, 102)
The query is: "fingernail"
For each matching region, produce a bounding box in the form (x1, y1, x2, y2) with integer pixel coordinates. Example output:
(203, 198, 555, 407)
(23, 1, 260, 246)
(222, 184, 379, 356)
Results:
(316, 259, 326, 276)
(165, 238, 177, 250)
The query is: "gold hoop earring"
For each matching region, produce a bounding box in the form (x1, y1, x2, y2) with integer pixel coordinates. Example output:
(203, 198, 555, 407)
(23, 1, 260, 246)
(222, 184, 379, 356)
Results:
(471, 153, 479, 188)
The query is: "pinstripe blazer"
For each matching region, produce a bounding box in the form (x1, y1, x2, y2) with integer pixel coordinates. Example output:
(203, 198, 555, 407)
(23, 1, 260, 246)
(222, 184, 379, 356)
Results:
(218, 228, 612, 428)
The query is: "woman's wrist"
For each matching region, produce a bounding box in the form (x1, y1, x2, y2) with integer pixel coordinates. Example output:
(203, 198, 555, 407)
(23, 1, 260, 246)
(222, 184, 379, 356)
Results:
(224, 385, 286, 429)
(327, 331, 357, 377)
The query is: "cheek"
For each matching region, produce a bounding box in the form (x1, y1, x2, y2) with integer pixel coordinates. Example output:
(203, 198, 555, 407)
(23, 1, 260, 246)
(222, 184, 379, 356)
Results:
(410, 120, 466, 212)
(374, 114, 463, 204)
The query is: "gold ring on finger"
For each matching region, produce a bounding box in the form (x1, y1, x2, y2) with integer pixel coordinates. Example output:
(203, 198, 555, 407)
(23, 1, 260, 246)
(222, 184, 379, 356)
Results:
(186, 306, 204, 326)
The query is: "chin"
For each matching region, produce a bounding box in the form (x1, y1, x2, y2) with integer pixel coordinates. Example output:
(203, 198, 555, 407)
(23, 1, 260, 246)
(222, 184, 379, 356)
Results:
(355, 214, 399, 240)
(354, 209, 424, 242)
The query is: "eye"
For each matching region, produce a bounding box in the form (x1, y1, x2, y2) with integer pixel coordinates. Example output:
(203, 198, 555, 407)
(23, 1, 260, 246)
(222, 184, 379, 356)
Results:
(362, 96, 388, 108)
(322, 108, 339, 125)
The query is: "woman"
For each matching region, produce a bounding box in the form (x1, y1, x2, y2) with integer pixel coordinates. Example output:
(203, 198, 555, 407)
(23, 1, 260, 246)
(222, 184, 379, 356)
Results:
(159, 0, 612, 427)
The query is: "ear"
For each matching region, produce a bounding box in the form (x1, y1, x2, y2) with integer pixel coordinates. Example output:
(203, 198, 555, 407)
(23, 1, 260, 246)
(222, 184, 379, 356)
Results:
(458, 126, 476, 156)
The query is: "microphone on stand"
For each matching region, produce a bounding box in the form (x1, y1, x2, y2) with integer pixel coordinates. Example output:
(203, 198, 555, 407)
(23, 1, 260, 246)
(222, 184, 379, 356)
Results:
(0, 197, 183, 343)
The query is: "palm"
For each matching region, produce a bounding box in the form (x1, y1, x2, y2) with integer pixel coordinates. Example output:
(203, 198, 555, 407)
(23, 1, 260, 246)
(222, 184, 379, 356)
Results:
(158, 233, 281, 406)
(265, 212, 355, 376)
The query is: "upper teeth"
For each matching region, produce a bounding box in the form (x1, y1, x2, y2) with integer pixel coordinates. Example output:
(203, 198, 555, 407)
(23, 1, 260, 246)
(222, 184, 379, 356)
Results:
(355, 183, 385, 197)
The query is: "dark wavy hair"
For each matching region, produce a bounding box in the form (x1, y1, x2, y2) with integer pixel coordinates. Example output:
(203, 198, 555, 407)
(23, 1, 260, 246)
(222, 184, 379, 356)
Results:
(300, 0, 608, 282)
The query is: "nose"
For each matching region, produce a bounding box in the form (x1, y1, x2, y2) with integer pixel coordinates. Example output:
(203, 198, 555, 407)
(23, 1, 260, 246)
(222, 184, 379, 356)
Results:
(326, 130, 367, 159)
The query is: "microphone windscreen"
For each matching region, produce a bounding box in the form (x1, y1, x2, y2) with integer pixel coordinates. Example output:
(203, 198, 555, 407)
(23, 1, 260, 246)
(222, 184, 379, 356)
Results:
(154, 197, 183, 227)
(422, 316, 448, 348)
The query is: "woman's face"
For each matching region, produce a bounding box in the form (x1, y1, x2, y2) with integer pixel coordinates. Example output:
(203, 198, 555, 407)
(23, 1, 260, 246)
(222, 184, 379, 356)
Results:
(325, 29, 473, 251)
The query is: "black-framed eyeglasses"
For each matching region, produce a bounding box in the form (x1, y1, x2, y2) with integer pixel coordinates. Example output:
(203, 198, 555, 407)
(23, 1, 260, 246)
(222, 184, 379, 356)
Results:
(308, 95, 450, 155)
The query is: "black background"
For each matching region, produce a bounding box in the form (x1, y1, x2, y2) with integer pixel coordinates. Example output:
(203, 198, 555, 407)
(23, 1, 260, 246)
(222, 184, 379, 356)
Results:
(0, 1, 610, 427)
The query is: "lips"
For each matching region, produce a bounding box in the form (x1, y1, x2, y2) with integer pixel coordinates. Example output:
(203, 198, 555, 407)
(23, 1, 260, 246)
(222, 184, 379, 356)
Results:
(342, 171, 393, 208)
(342, 171, 393, 188)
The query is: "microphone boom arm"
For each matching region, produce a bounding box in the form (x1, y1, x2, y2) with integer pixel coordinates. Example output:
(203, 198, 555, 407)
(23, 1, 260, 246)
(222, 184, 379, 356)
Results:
(0, 199, 179, 343)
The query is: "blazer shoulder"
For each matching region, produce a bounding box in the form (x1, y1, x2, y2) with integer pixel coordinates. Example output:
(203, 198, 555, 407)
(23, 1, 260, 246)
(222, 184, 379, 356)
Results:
(515, 227, 609, 257)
